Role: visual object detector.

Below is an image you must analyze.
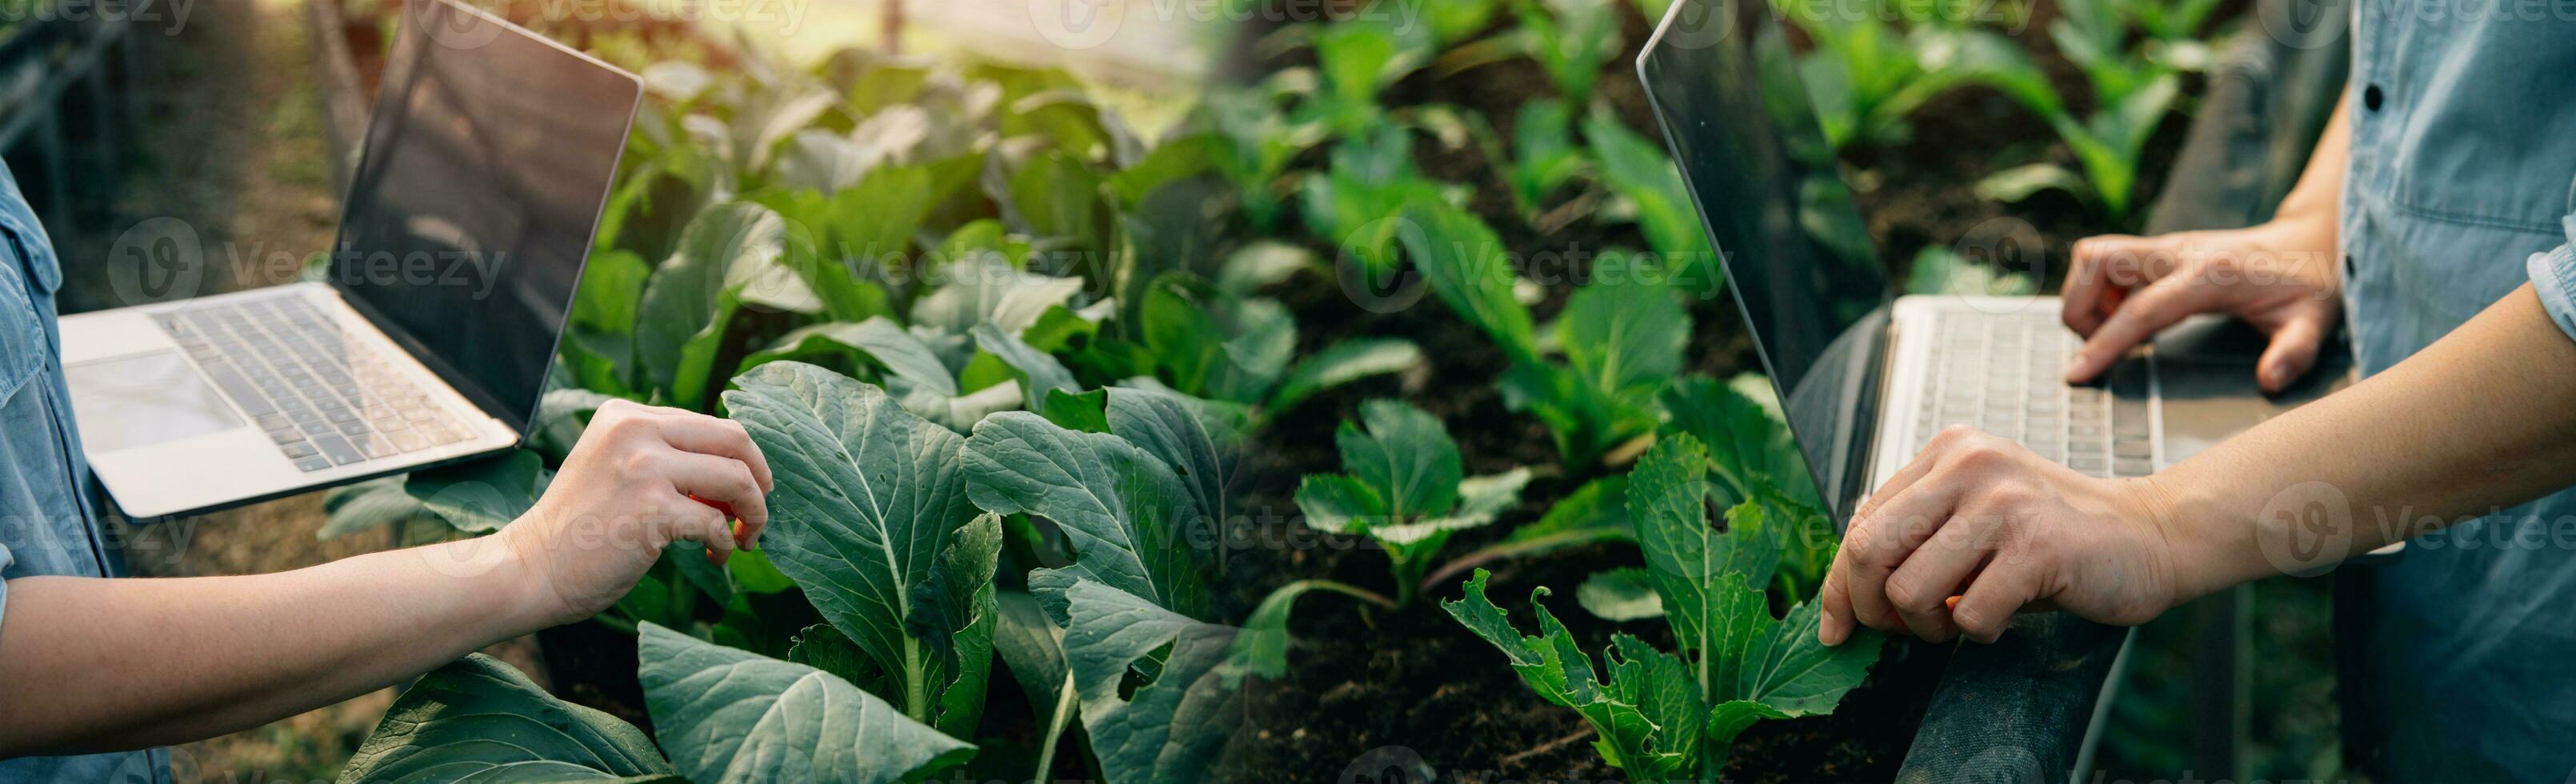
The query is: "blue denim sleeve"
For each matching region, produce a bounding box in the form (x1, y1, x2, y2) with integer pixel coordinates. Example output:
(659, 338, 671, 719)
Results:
(2530, 208, 2576, 345)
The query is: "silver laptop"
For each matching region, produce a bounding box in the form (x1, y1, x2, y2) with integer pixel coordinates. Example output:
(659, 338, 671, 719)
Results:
(59, 0, 641, 518)
(1637, 0, 2358, 522)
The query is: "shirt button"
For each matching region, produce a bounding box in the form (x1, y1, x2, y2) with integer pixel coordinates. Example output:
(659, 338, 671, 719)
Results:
(2363, 84, 2385, 111)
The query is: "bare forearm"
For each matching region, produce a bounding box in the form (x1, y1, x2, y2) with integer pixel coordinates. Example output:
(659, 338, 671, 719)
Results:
(2159, 285, 2576, 596)
(0, 535, 546, 756)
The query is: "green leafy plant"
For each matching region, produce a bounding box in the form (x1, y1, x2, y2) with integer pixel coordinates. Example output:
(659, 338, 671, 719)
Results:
(1299, 124, 1457, 280)
(722, 362, 1002, 738)
(340, 627, 970, 784)
(1973, 0, 2190, 226)
(1778, 6, 2057, 151)
(1399, 201, 1692, 469)
(1296, 400, 1531, 606)
(1513, 0, 1623, 110)
(1442, 432, 1882, 781)
(1306, 9, 1435, 138)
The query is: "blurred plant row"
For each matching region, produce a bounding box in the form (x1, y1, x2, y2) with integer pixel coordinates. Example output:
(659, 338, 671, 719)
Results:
(1774, 0, 2222, 226)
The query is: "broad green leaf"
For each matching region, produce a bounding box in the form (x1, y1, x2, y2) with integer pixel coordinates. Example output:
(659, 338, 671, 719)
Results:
(1269, 338, 1422, 412)
(1139, 274, 1294, 405)
(999, 150, 1110, 254)
(1661, 375, 1823, 511)
(821, 166, 935, 293)
(1402, 202, 1538, 359)
(1629, 438, 1781, 661)
(338, 654, 678, 783)
(1736, 598, 1878, 714)
(1040, 387, 1112, 434)
(1047, 576, 1242, 784)
(1578, 567, 1665, 622)
(637, 202, 810, 410)
(1301, 400, 1525, 603)
(1102, 386, 1239, 526)
(1336, 400, 1462, 522)
(721, 362, 1001, 734)
(910, 255, 1086, 337)
(971, 322, 1080, 409)
(638, 623, 974, 784)
(1293, 474, 1382, 534)
(1558, 273, 1689, 398)
(962, 413, 1212, 620)
(318, 451, 547, 539)
(1582, 110, 1718, 295)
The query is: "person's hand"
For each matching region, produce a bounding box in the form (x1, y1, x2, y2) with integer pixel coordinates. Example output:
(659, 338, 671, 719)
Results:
(1818, 427, 2198, 645)
(501, 399, 773, 627)
(2061, 217, 2341, 393)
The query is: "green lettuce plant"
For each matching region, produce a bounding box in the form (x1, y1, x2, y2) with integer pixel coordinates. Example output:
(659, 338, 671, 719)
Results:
(1296, 400, 1531, 606)
(1443, 432, 1881, 782)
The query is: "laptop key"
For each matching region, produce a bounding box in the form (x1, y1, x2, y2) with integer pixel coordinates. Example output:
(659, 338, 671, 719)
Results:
(390, 430, 429, 452)
(312, 434, 366, 466)
(201, 362, 276, 417)
(281, 441, 319, 458)
(293, 455, 334, 472)
(359, 438, 397, 459)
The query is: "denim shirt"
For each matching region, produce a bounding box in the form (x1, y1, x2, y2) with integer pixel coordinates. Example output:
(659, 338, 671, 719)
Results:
(2339, 6, 2576, 781)
(0, 164, 168, 781)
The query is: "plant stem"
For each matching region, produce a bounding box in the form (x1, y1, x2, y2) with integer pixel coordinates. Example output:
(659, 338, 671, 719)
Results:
(1286, 578, 1400, 611)
(1420, 527, 1628, 596)
(1031, 674, 1077, 784)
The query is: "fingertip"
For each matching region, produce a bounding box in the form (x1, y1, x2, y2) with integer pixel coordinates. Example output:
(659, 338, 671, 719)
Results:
(1820, 606, 1846, 646)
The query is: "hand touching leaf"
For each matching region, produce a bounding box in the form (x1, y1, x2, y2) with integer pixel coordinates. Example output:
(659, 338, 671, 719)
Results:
(722, 362, 1002, 737)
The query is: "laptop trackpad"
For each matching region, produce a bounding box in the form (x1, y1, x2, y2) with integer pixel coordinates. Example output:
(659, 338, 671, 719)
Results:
(2151, 316, 2353, 462)
(66, 351, 243, 453)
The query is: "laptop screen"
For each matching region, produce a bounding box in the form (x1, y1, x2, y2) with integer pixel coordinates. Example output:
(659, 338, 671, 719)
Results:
(330, 0, 639, 434)
(1638, 0, 1888, 513)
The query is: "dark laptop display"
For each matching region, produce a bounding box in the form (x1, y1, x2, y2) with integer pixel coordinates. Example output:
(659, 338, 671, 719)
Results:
(1638, 0, 1891, 514)
(331, 0, 640, 434)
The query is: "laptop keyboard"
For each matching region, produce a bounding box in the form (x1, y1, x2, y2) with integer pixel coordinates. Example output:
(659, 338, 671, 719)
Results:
(154, 295, 470, 472)
(1910, 309, 2155, 478)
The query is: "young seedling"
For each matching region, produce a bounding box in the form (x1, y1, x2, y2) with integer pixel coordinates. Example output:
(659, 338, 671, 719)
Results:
(1297, 400, 1531, 606)
(1444, 433, 1882, 781)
